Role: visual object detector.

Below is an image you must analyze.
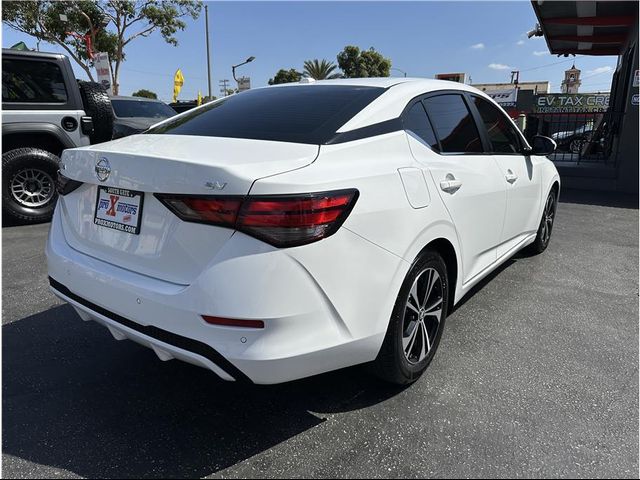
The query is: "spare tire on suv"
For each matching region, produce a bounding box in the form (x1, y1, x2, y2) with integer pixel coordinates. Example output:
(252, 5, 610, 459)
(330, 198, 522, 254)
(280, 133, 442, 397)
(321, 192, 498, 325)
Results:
(78, 81, 114, 145)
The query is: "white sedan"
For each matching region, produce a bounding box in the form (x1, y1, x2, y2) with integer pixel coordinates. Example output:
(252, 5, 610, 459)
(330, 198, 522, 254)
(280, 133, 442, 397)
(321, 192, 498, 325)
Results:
(48, 78, 559, 385)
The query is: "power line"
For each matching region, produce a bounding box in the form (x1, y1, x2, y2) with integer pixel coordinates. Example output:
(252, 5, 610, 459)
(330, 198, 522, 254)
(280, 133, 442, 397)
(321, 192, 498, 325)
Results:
(120, 66, 208, 81)
(519, 57, 575, 73)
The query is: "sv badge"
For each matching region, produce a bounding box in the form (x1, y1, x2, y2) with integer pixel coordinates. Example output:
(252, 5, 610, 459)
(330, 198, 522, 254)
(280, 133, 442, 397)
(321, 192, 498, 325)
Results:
(205, 181, 227, 190)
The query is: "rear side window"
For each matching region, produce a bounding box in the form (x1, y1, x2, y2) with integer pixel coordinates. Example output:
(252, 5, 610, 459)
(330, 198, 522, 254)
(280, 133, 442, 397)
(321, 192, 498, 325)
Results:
(147, 85, 385, 144)
(423, 94, 483, 153)
(2, 59, 68, 103)
(403, 102, 439, 151)
(472, 96, 522, 153)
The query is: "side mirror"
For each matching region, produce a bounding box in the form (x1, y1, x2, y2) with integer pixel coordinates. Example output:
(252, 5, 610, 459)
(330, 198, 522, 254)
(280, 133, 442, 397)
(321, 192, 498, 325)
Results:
(527, 135, 557, 156)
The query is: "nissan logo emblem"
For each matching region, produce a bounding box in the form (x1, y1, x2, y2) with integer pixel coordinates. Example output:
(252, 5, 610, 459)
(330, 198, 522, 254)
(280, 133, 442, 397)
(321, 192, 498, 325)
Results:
(95, 158, 111, 182)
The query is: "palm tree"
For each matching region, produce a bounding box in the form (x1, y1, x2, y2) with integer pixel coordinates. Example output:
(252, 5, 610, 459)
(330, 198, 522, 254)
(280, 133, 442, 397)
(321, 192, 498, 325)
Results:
(303, 59, 342, 80)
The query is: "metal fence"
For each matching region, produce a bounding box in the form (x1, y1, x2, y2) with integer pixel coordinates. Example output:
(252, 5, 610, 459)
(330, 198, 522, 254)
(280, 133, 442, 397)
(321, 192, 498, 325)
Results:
(523, 111, 621, 165)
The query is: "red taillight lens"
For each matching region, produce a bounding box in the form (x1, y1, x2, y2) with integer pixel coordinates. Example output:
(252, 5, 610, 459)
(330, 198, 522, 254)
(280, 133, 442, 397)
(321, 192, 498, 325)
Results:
(237, 190, 357, 246)
(155, 189, 358, 247)
(158, 196, 243, 226)
(56, 171, 83, 195)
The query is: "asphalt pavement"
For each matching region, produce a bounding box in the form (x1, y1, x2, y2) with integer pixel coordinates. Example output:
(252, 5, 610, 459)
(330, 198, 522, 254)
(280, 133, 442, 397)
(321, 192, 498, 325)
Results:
(2, 190, 638, 478)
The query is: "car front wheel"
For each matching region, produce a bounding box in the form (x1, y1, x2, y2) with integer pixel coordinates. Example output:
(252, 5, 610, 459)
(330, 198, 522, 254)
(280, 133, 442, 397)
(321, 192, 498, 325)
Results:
(373, 250, 449, 385)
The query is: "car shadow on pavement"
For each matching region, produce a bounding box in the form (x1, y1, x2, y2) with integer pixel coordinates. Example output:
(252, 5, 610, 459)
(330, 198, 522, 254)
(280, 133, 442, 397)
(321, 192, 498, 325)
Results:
(2, 304, 407, 478)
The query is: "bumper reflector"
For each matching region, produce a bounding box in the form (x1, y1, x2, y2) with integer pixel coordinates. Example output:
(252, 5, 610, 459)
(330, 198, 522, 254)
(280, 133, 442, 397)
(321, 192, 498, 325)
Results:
(202, 315, 265, 329)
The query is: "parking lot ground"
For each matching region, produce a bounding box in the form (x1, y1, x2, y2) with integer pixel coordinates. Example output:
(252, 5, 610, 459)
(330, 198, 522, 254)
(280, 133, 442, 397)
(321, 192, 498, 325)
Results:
(2, 189, 638, 479)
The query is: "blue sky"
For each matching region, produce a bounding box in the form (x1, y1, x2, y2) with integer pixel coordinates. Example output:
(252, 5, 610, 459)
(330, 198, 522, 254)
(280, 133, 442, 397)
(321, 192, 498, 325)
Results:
(2, 1, 618, 102)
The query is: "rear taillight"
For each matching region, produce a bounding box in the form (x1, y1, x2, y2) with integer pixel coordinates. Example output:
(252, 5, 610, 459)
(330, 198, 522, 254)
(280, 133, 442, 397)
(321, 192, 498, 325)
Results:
(56, 171, 83, 195)
(155, 189, 358, 247)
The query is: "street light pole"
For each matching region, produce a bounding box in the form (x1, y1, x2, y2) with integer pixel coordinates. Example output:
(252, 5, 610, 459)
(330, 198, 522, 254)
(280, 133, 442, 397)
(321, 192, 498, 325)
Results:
(232, 56, 255, 84)
(205, 5, 212, 99)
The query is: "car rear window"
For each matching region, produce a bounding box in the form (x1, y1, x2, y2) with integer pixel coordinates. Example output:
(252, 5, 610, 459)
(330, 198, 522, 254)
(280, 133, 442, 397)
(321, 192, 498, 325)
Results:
(2, 58, 68, 103)
(146, 85, 386, 144)
(112, 99, 176, 119)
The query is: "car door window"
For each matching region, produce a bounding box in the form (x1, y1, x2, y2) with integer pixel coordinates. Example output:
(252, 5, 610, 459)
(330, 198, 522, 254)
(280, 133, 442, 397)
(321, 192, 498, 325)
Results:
(423, 94, 483, 154)
(472, 96, 522, 154)
(2, 59, 68, 103)
(403, 101, 439, 151)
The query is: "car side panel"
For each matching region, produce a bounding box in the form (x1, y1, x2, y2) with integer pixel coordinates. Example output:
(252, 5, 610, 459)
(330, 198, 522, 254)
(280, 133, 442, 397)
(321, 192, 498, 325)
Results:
(3, 111, 91, 148)
(250, 131, 464, 336)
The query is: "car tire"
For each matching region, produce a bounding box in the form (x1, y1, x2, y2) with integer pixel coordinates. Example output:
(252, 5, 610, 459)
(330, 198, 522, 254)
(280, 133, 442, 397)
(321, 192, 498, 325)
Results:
(525, 187, 557, 255)
(78, 81, 114, 144)
(373, 250, 449, 385)
(2, 148, 60, 224)
(569, 137, 584, 154)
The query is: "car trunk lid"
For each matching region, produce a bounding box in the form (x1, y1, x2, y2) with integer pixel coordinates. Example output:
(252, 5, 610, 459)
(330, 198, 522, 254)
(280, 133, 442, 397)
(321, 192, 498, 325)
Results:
(58, 134, 319, 284)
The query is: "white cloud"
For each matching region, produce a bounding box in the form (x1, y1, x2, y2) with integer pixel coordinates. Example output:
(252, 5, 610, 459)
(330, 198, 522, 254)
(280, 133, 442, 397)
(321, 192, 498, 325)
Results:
(488, 63, 511, 70)
(516, 40, 525, 46)
(587, 66, 613, 75)
(471, 43, 485, 50)
(533, 50, 548, 56)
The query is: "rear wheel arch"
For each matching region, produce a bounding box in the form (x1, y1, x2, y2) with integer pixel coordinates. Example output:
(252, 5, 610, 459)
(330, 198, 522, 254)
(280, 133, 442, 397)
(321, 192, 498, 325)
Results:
(420, 238, 458, 312)
(2, 130, 67, 157)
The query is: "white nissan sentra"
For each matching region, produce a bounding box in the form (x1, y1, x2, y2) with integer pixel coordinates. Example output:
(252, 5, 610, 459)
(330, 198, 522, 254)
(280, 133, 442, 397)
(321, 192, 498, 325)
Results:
(47, 78, 559, 385)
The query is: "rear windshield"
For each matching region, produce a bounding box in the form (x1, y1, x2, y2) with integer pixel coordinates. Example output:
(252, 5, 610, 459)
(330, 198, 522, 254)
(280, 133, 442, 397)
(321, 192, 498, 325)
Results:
(146, 85, 385, 144)
(112, 99, 176, 119)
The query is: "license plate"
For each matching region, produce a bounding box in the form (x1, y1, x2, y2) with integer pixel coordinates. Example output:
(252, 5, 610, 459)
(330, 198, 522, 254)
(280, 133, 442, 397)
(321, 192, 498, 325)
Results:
(94, 186, 144, 235)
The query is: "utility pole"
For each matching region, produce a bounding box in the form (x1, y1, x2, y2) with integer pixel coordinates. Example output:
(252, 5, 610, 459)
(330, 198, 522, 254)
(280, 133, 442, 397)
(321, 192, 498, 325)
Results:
(205, 4, 212, 99)
(219, 79, 230, 96)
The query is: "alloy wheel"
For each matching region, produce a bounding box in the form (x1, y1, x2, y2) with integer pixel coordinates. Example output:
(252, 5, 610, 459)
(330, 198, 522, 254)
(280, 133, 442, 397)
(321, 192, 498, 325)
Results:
(569, 138, 584, 154)
(540, 192, 556, 245)
(10, 168, 55, 208)
(402, 267, 443, 365)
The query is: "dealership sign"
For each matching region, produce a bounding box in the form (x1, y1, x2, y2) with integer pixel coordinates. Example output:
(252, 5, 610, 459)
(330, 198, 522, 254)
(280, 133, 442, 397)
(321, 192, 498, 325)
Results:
(94, 52, 112, 95)
(533, 93, 609, 113)
(486, 88, 518, 108)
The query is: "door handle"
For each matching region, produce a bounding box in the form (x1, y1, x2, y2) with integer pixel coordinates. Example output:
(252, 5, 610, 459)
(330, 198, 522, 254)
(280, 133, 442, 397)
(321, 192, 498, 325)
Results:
(440, 176, 462, 194)
(505, 170, 518, 184)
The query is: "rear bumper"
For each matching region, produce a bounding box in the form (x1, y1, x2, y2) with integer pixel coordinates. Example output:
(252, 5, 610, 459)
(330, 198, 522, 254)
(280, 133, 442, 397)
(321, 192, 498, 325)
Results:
(49, 276, 246, 382)
(46, 205, 405, 384)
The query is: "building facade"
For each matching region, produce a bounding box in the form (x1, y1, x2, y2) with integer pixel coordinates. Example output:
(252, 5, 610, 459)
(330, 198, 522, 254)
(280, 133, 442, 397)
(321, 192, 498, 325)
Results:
(471, 81, 550, 94)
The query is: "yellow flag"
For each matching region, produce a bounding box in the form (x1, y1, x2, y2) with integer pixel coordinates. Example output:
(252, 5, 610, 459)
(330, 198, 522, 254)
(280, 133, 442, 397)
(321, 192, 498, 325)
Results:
(197, 90, 203, 106)
(172, 69, 184, 103)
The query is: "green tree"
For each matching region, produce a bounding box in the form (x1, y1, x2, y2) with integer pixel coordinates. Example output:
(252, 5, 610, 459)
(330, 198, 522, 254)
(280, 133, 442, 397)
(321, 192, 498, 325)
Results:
(336, 46, 391, 78)
(303, 59, 341, 80)
(2, 1, 201, 95)
(268, 68, 302, 85)
(132, 88, 157, 99)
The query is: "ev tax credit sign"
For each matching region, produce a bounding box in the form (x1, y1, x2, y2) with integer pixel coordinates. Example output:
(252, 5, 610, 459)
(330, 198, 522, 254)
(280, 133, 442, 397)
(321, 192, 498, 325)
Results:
(533, 93, 609, 113)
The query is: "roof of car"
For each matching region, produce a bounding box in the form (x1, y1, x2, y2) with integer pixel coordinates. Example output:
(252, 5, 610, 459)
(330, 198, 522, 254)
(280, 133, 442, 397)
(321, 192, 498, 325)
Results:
(268, 77, 475, 90)
(1, 48, 66, 61)
(308, 78, 491, 133)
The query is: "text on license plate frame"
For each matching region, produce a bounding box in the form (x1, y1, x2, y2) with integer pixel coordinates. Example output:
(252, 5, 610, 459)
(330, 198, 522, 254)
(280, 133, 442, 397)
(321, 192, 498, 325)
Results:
(94, 186, 144, 235)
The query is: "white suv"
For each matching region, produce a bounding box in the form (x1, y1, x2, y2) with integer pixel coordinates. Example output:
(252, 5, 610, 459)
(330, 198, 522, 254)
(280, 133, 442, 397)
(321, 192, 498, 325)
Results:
(47, 78, 559, 385)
